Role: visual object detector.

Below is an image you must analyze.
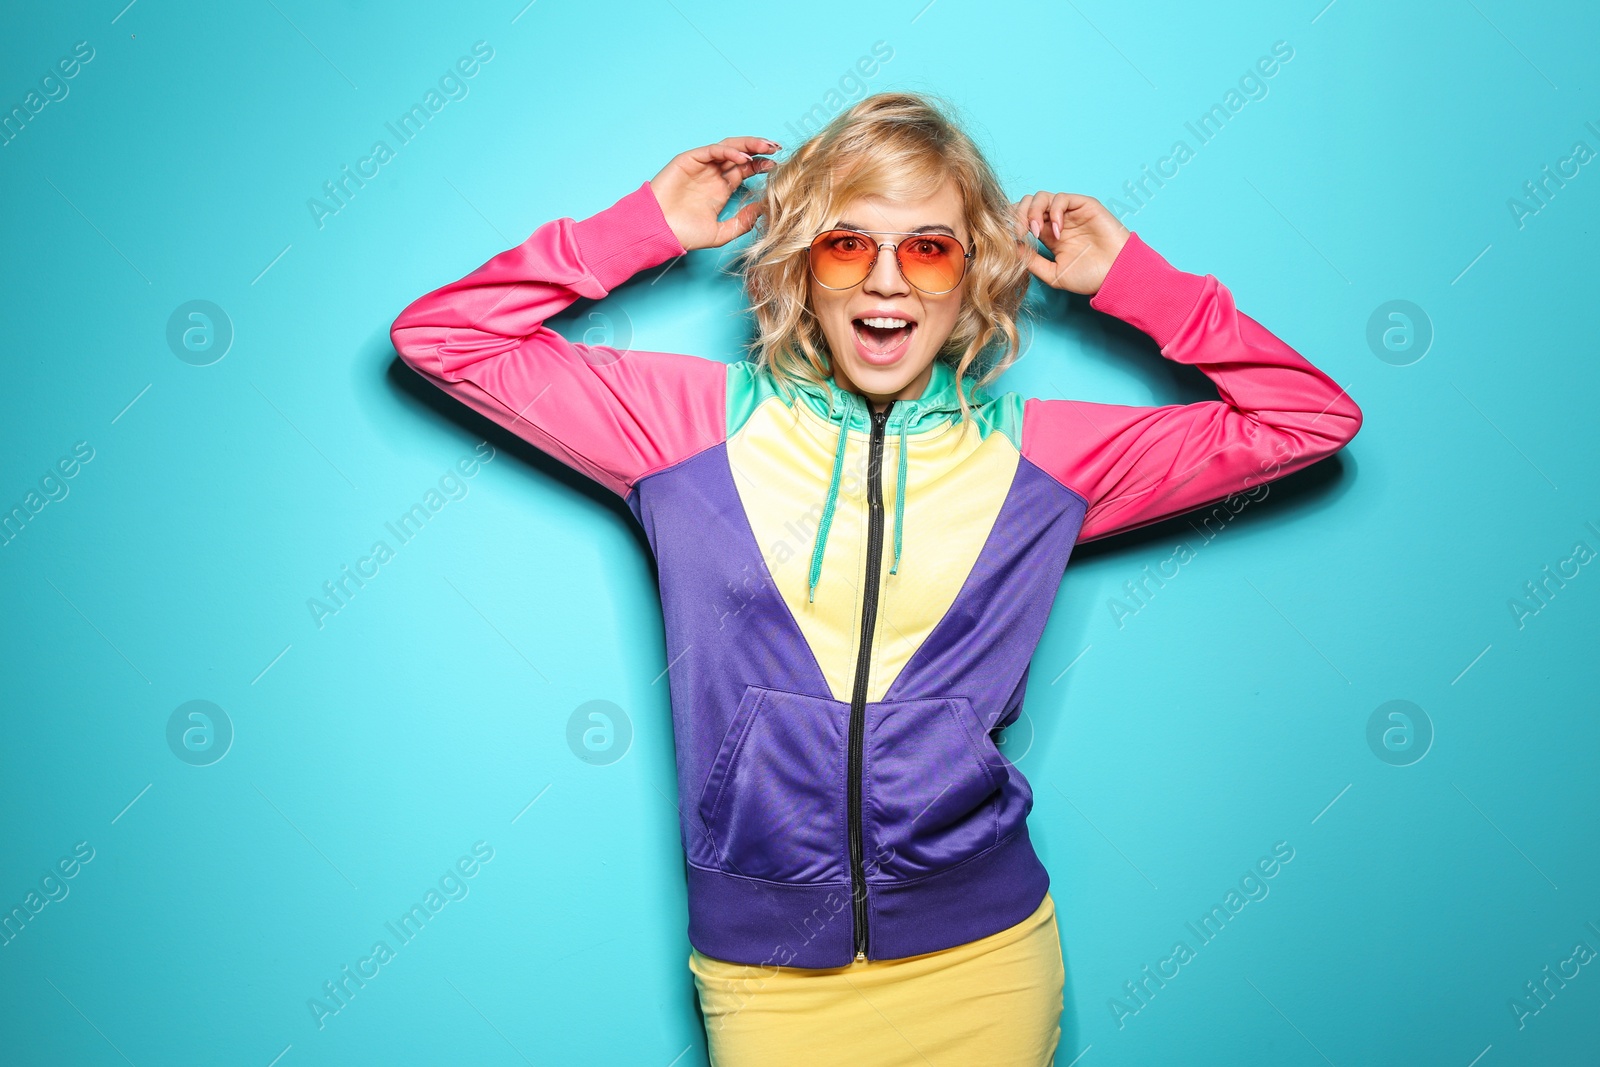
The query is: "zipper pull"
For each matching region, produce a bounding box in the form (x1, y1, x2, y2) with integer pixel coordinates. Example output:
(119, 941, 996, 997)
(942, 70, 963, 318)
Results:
(855, 950, 866, 962)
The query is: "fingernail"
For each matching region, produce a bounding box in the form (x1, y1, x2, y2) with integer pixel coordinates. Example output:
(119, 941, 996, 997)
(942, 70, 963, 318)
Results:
(1052, 219, 1061, 240)
(1029, 219, 1041, 238)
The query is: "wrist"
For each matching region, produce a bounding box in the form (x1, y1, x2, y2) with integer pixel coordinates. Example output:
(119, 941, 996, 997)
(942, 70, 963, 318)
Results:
(1087, 230, 1132, 296)
(647, 179, 700, 252)
(1087, 232, 1208, 349)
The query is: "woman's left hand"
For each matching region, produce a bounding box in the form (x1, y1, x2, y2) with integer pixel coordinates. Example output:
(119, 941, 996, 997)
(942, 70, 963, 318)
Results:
(1012, 191, 1131, 296)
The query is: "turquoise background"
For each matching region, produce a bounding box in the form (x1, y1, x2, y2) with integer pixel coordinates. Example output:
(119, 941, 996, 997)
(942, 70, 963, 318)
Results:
(2, 0, 1597, 1063)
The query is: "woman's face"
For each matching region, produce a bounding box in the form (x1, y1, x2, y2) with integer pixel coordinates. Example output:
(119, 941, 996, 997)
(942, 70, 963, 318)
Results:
(807, 178, 969, 411)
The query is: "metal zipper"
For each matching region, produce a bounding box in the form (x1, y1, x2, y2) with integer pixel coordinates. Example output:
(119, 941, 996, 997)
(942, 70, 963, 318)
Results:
(847, 400, 894, 962)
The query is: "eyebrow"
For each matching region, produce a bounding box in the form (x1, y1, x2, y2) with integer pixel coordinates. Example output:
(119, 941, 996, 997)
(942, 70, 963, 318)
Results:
(834, 220, 958, 237)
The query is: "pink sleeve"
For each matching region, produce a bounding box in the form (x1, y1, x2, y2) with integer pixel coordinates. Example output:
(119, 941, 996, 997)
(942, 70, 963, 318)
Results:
(1021, 232, 1364, 543)
(390, 180, 728, 498)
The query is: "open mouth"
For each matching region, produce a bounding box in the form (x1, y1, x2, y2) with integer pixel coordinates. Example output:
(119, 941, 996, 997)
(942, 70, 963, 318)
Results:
(852, 316, 917, 360)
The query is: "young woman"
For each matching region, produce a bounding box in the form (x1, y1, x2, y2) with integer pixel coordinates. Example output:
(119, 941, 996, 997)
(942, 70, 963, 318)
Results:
(391, 92, 1361, 1065)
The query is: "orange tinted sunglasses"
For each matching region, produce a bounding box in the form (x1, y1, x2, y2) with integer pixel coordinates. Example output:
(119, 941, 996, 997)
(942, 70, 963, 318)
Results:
(807, 228, 975, 295)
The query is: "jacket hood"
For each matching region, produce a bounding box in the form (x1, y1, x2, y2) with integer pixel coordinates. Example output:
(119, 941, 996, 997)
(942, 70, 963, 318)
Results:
(790, 358, 992, 603)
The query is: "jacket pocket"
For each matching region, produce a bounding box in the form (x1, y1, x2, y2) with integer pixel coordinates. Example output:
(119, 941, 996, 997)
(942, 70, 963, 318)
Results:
(862, 695, 1003, 882)
(696, 685, 850, 884)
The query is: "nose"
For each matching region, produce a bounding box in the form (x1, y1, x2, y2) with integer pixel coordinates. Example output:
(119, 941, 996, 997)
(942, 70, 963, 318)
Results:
(863, 241, 910, 298)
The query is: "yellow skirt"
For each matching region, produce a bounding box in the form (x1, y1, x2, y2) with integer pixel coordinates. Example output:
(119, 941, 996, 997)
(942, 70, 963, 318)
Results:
(689, 891, 1064, 1066)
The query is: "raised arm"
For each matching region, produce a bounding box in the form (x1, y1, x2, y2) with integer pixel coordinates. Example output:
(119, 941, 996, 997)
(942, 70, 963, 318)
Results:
(1010, 192, 1362, 543)
(390, 181, 726, 497)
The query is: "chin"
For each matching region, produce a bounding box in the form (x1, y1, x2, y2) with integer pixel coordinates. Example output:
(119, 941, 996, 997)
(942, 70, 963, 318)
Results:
(862, 359, 926, 391)
(837, 347, 927, 393)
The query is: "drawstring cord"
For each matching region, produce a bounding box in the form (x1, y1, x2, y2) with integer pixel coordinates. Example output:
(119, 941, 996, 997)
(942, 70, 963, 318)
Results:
(806, 391, 854, 604)
(889, 402, 916, 576)
(806, 395, 920, 603)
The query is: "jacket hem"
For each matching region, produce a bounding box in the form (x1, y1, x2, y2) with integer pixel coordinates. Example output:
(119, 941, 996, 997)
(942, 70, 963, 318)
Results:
(686, 865, 856, 970)
(868, 823, 1050, 961)
(685, 823, 1049, 969)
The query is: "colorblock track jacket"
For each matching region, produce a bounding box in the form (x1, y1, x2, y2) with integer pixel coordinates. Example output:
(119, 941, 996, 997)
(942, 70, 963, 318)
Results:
(390, 180, 1363, 968)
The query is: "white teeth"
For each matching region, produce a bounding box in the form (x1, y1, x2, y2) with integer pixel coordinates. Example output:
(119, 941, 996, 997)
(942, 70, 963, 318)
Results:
(858, 317, 912, 329)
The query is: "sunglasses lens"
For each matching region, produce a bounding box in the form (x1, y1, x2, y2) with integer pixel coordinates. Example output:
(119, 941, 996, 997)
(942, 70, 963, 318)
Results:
(897, 234, 966, 294)
(808, 230, 969, 293)
(809, 231, 876, 289)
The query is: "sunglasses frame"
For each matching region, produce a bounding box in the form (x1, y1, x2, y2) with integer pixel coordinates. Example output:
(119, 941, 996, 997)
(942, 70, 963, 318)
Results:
(806, 227, 976, 296)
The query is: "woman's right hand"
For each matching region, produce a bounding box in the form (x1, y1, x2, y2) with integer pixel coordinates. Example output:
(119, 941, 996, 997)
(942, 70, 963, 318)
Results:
(650, 137, 780, 252)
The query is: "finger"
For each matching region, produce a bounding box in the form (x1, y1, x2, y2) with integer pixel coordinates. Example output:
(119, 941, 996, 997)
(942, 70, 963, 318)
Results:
(717, 155, 777, 185)
(1014, 199, 1050, 252)
(1011, 195, 1036, 239)
(1028, 241, 1096, 293)
(1021, 246, 1058, 287)
(686, 143, 756, 170)
(719, 135, 783, 157)
(713, 197, 767, 245)
(1042, 193, 1063, 241)
(1014, 194, 1040, 240)
(1028, 191, 1052, 241)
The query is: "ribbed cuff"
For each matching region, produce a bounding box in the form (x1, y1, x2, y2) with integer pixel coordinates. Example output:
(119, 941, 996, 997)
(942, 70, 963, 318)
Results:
(570, 180, 688, 294)
(1088, 231, 1208, 351)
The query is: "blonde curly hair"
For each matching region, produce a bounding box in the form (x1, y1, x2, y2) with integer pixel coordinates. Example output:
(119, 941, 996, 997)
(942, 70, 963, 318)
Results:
(730, 91, 1032, 426)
